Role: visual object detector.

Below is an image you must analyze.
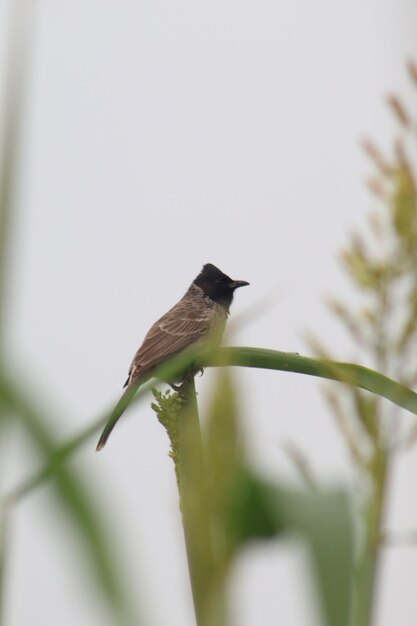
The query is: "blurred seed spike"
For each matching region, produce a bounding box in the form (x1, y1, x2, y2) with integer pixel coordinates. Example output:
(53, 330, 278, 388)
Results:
(407, 58, 417, 86)
(395, 288, 417, 352)
(366, 177, 387, 201)
(316, 61, 417, 626)
(362, 306, 378, 326)
(281, 440, 318, 490)
(368, 211, 385, 240)
(403, 421, 417, 450)
(387, 94, 411, 128)
(341, 239, 380, 290)
(326, 297, 367, 345)
(390, 160, 417, 246)
(361, 137, 393, 176)
(302, 331, 333, 360)
(351, 387, 378, 443)
(351, 232, 368, 257)
(394, 137, 409, 166)
(323, 389, 368, 469)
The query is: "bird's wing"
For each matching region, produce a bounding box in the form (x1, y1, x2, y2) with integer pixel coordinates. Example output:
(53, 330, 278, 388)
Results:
(127, 297, 215, 384)
(96, 300, 215, 452)
(97, 293, 224, 451)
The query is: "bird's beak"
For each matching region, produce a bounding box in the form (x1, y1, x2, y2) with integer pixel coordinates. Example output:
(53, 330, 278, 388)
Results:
(230, 280, 250, 289)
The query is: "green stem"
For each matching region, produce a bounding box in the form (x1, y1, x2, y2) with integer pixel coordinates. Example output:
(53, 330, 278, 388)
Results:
(205, 348, 417, 416)
(0, 1, 37, 345)
(353, 443, 389, 626)
(7, 346, 417, 504)
(353, 550, 376, 626)
(177, 379, 226, 626)
(178, 378, 212, 626)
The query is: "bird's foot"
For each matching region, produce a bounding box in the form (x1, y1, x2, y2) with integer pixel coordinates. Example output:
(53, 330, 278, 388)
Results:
(169, 368, 204, 395)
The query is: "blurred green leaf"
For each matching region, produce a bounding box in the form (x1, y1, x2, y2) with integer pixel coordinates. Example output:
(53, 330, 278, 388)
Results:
(0, 373, 137, 625)
(230, 472, 353, 626)
(175, 379, 216, 626)
(11, 345, 417, 507)
(204, 347, 417, 417)
(202, 372, 353, 626)
(0, 1, 37, 346)
(205, 371, 243, 572)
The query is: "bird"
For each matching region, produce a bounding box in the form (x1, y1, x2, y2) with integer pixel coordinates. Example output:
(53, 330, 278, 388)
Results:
(96, 263, 249, 451)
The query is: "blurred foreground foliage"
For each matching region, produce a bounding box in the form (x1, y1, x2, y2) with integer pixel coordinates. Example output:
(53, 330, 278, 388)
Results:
(314, 60, 417, 626)
(1, 6, 417, 624)
(152, 375, 353, 626)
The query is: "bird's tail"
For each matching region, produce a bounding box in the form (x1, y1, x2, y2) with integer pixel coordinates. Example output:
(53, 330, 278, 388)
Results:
(96, 383, 138, 451)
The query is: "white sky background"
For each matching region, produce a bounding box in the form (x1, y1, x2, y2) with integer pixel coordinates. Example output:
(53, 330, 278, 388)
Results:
(2, 0, 417, 625)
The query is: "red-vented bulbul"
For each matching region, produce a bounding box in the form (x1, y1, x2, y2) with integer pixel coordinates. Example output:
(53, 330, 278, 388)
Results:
(96, 263, 249, 451)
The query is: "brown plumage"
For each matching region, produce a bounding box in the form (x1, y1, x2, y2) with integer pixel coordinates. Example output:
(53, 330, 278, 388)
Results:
(124, 283, 227, 387)
(96, 264, 249, 451)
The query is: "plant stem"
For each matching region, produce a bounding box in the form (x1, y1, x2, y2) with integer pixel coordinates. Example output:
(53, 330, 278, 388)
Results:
(353, 445, 389, 626)
(178, 378, 212, 626)
(7, 347, 417, 506)
(353, 549, 376, 626)
(0, 1, 37, 346)
(178, 378, 226, 626)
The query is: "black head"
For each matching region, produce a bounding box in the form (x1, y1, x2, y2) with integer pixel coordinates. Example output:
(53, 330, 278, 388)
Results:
(193, 263, 249, 310)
